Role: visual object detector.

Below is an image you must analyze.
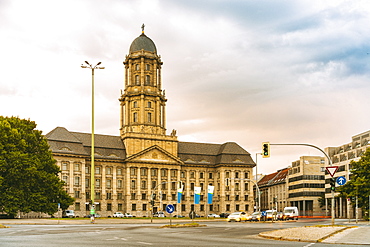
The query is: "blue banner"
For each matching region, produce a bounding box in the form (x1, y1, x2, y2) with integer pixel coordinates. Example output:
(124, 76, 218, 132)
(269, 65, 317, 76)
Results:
(177, 187, 183, 203)
(207, 185, 214, 204)
(194, 187, 201, 204)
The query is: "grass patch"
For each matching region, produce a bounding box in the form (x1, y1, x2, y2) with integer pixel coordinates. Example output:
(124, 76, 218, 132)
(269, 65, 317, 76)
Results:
(0, 224, 9, 228)
(160, 222, 206, 228)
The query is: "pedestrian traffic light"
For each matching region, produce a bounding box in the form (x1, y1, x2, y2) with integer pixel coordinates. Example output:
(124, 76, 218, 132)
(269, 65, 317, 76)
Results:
(262, 142, 270, 158)
(329, 177, 336, 191)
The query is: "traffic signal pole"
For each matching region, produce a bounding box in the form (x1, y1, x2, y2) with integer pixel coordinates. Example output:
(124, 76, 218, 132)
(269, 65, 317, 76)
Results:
(265, 143, 335, 225)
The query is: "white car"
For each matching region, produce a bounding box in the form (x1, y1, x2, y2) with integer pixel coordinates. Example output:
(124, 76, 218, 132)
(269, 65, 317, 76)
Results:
(227, 212, 247, 222)
(123, 213, 133, 217)
(113, 212, 124, 218)
(207, 213, 220, 218)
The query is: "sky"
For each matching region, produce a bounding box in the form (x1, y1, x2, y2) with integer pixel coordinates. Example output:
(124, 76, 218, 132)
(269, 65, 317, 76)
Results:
(1, 0, 370, 175)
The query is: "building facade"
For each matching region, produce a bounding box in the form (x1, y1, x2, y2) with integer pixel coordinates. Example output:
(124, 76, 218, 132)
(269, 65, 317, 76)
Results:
(46, 28, 256, 217)
(287, 156, 326, 216)
(325, 130, 370, 219)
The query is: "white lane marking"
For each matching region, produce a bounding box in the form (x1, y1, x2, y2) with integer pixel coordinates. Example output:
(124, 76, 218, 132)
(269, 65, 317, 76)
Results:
(137, 242, 153, 245)
(303, 243, 316, 247)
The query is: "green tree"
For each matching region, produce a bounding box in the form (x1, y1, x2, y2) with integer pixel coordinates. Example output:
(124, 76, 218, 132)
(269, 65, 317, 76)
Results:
(338, 148, 370, 218)
(0, 116, 74, 217)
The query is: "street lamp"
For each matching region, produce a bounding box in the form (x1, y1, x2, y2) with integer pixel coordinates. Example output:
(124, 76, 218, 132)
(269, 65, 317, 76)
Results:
(81, 61, 104, 211)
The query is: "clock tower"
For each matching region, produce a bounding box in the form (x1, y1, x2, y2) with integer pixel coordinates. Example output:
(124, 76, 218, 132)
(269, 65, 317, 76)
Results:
(119, 25, 178, 157)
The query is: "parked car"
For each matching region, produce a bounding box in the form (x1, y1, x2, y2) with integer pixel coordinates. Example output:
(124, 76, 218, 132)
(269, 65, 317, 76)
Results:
(153, 211, 165, 217)
(227, 212, 247, 222)
(266, 210, 277, 221)
(173, 215, 184, 218)
(113, 212, 124, 218)
(62, 210, 75, 218)
(251, 211, 261, 221)
(276, 212, 284, 221)
(219, 213, 230, 218)
(207, 213, 220, 218)
(123, 213, 133, 217)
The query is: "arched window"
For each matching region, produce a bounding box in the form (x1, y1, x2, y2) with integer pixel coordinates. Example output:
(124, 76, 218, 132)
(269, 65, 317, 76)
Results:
(146, 64, 150, 70)
(135, 64, 140, 70)
(133, 112, 138, 123)
(147, 101, 152, 108)
(133, 101, 138, 108)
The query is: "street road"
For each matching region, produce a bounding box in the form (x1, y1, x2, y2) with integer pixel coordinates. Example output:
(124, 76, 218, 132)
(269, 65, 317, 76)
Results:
(0, 219, 363, 247)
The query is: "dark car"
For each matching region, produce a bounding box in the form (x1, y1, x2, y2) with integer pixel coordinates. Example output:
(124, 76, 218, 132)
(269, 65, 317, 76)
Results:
(219, 213, 230, 218)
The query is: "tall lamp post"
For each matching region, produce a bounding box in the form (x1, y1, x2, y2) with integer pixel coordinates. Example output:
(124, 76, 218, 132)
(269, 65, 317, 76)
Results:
(81, 61, 104, 211)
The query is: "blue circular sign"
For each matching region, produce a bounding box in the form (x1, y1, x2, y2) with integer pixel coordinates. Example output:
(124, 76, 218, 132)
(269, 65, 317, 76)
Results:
(261, 211, 267, 216)
(166, 204, 175, 214)
(336, 176, 347, 186)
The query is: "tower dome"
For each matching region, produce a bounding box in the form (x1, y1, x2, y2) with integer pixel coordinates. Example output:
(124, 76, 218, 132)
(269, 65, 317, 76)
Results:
(129, 25, 157, 54)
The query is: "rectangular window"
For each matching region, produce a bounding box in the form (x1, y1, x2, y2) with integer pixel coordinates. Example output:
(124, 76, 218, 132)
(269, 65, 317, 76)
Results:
(85, 178, 90, 188)
(171, 170, 176, 177)
(131, 193, 136, 200)
(141, 180, 147, 189)
(86, 192, 90, 200)
(209, 173, 213, 179)
(96, 204, 101, 211)
(74, 163, 80, 171)
(143, 204, 147, 211)
(107, 179, 112, 189)
(106, 167, 112, 175)
(106, 193, 112, 200)
(235, 183, 240, 191)
(95, 179, 101, 188)
(107, 203, 112, 211)
(141, 168, 147, 176)
(62, 163, 68, 171)
(200, 173, 204, 179)
(117, 193, 123, 200)
(74, 190, 80, 198)
(200, 205, 204, 211)
(118, 204, 123, 211)
(95, 192, 101, 200)
(85, 166, 90, 174)
(141, 193, 146, 200)
(152, 181, 157, 189)
(117, 168, 122, 175)
(235, 172, 239, 178)
(131, 168, 136, 176)
(131, 180, 136, 189)
(244, 172, 249, 179)
(151, 169, 157, 176)
(190, 172, 195, 178)
(117, 180, 122, 189)
(74, 176, 80, 186)
(62, 176, 68, 184)
(244, 183, 249, 190)
(161, 169, 167, 177)
(132, 204, 136, 211)
(95, 167, 101, 174)
(75, 202, 80, 211)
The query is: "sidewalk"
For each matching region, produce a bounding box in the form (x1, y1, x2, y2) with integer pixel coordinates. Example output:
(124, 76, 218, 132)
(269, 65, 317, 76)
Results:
(259, 224, 370, 245)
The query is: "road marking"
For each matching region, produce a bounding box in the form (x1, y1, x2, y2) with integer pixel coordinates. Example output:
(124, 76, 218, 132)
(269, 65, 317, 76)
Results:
(303, 243, 316, 247)
(137, 242, 153, 245)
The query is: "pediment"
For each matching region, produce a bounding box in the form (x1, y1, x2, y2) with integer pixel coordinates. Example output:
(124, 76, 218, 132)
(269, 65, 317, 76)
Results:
(126, 145, 182, 165)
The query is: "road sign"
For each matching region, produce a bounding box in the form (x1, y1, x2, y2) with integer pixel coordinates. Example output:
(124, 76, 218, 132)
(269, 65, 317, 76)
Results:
(189, 211, 196, 219)
(336, 176, 347, 186)
(261, 211, 267, 217)
(166, 204, 174, 214)
(326, 166, 339, 177)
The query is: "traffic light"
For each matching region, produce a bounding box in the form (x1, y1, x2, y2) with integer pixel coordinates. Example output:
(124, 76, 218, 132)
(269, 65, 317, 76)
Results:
(226, 178, 230, 187)
(262, 142, 270, 158)
(150, 200, 155, 206)
(329, 177, 336, 191)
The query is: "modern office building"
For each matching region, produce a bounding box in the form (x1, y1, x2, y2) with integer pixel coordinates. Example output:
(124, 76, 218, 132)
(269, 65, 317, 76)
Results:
(325, 130, 370, 218)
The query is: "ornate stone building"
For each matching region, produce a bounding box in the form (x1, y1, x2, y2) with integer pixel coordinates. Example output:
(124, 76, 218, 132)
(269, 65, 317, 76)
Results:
(46, 27, 256, 217)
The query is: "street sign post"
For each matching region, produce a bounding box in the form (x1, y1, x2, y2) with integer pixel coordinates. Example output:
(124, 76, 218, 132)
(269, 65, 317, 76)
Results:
(326, 166, 339, 177)
(166, 204, 175, 226)
(336, 176, 347, 186)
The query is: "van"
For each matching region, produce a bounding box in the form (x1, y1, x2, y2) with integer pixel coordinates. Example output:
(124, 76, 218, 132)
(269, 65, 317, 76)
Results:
(63, 210, 75, 218)
(283, 207, 298, 220)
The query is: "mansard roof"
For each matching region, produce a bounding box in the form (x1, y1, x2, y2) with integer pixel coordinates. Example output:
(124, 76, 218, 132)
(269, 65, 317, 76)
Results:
(45, 127, 255, 166)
